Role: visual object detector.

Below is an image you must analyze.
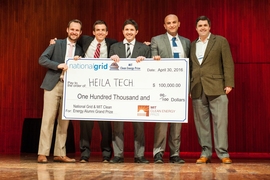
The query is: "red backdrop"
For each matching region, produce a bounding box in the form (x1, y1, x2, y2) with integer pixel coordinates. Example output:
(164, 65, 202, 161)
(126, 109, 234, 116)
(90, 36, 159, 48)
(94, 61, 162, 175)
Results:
(0, 0, 270, 156)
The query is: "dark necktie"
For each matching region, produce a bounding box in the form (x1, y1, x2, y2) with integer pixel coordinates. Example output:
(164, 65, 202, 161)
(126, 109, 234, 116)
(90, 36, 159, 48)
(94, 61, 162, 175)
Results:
(172, 37, 179, 58)
(126, 43, 131, 58)
(94, 43, 101, 58)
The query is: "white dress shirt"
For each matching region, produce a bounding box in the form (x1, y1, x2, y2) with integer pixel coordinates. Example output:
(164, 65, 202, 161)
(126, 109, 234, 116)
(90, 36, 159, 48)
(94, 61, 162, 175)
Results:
(85, 38, 107, 58)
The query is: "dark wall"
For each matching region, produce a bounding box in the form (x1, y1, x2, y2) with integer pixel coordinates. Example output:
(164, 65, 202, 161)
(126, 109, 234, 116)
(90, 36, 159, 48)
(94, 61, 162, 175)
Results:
(0, 0, 269, 154)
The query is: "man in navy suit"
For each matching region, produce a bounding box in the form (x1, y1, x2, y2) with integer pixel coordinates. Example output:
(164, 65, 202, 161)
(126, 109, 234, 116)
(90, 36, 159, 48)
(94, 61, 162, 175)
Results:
(50, 20, 117, 163)
(37, 19, 83, 163)
(109, 19, 151, 163)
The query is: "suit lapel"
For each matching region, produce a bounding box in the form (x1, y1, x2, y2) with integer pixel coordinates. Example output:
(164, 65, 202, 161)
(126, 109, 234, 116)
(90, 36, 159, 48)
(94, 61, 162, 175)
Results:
(118, 43, 126, 57)
(132, 41, 141, 58)
(75, 44, 81, 56)
(84, 36, 94, 53)
(61, 39, 67, 61)
(162, 34, 172, 58)
(179, 35, 188, 57)
(105, 38, 111, 56)
(191, 41, 200, 66)
(203, 34, 216, 64)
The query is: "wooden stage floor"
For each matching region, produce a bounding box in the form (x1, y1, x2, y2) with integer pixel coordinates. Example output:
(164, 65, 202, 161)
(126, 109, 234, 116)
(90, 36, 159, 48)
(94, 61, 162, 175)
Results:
(0, 153, 269, 180)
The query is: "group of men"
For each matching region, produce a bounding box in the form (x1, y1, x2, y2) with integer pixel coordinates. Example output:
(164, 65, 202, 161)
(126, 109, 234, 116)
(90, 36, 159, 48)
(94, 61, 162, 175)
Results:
(37, 14, 234, 165)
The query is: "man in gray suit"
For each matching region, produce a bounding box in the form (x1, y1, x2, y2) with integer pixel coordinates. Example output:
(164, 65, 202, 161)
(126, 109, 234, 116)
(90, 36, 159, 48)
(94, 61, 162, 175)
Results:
(37, 19, 83, 163)
(190, 16, 234, 164)
(151, 14, 190, 163)
(109, 19, 151, 163)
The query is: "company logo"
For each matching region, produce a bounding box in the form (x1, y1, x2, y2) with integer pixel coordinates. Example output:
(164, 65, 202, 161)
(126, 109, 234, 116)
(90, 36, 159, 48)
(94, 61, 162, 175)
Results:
(109, 62, 119, 70)
(68, 63, 109, 71)
(119, 63, 141, 71)
(137, 105, 149, 117)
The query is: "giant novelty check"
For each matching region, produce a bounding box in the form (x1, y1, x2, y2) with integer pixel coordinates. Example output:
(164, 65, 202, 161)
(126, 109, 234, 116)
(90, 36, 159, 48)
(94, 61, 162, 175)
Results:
(62, 58, 189, 123)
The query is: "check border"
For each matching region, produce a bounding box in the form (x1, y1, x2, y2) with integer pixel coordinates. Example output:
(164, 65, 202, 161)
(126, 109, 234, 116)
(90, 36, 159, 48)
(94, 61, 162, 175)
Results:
(62, 58, 189, 123)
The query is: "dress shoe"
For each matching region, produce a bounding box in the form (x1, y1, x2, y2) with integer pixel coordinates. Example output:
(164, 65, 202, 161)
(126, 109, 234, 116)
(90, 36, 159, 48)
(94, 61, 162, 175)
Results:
(37, 155, 48, 163)
(169, 156, 185, 164)
(80, 159, 87, 163)
(221, 157, 232, 164)
(80, 156, 89, 163)
(134, 156, 149, 163)
(154, 152, 163, 163)
(102, 156, 110, 163)
(109, 156, 124, 163)
(53, 156, 76, 163)
(196, 157, 211, 164)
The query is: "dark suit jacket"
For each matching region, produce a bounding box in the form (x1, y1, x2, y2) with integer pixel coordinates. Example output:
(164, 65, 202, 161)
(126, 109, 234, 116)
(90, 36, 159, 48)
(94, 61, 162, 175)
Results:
(190, 34, 235, 98)
(151, 33, 190, 58)
(109, 41, 151, 58)
(39, 39, 83, 91)
(77, 35, 117, 57)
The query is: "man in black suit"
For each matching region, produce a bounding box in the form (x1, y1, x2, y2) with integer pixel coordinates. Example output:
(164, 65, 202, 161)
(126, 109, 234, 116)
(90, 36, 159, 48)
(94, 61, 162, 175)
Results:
(78, 20, 117, 163)
(38, 19, 83, 163)
(109, 19, 151, 164)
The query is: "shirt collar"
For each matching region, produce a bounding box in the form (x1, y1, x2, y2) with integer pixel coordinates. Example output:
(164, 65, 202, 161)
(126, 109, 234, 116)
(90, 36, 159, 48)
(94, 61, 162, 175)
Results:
(67, 38, 76, 46)
(123, 39, 136, 45)
(197, 33, 211, 43)
(166, 32, 179, 41)
(94, 38, 105, 45)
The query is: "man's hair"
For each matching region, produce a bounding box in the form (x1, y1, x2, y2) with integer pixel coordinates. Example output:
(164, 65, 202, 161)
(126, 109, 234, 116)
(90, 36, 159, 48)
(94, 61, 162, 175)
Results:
(67, 19, 82, 29)
(122, 19, 138, 30)
(93, 20, 108, 31)
(196, 16, 211, 27)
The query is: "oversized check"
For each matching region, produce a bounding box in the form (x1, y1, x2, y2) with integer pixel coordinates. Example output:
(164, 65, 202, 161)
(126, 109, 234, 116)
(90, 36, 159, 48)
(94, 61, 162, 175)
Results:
(62, 58, 189, 123)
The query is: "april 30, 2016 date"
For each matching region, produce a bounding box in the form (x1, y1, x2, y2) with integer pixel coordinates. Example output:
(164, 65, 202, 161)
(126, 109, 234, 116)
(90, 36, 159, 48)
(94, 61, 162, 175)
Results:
(157, 68, 183, 72)
(153, 83, 181, 87)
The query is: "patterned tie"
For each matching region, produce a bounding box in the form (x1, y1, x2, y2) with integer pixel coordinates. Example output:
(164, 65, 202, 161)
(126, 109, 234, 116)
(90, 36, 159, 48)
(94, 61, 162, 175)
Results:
(126, 43, 131, 58)
(94, 43, 101, 58)
(172, 37, 179, 58)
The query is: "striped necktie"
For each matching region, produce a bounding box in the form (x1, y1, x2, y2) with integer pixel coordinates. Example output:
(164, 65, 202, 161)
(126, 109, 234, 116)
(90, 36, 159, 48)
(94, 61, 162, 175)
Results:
(94, 43, 101, 58)
(126, 43, 131, 58)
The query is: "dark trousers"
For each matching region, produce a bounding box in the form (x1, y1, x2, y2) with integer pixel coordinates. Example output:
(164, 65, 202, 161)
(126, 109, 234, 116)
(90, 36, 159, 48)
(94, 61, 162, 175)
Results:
(80, 120, 112, 159)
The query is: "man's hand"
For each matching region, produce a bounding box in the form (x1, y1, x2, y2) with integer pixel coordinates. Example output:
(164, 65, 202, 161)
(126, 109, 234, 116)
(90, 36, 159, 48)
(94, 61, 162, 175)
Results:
(136, 56, 145, 63)
(110, 55, 120, 62)
(153, 55, 161, 60)
(49, 38, 57, 45)
(224, 86, 232, 94)
(143, 41, 151, 46)
(58, 63, 68, 71)
(73, 55, 81, 61)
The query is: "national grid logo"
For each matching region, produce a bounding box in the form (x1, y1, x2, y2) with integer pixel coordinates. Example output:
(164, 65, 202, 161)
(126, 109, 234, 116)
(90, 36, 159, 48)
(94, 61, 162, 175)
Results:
(69, 62, 109, 71)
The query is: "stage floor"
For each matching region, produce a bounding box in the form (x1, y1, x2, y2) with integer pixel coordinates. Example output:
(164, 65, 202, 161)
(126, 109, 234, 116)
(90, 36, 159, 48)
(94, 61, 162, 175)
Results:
(0, 153, 269, 180)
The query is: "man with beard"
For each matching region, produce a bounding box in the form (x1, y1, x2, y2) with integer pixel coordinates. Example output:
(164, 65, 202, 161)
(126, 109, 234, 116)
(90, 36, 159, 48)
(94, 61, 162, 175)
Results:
(37, 19, 83, 163)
